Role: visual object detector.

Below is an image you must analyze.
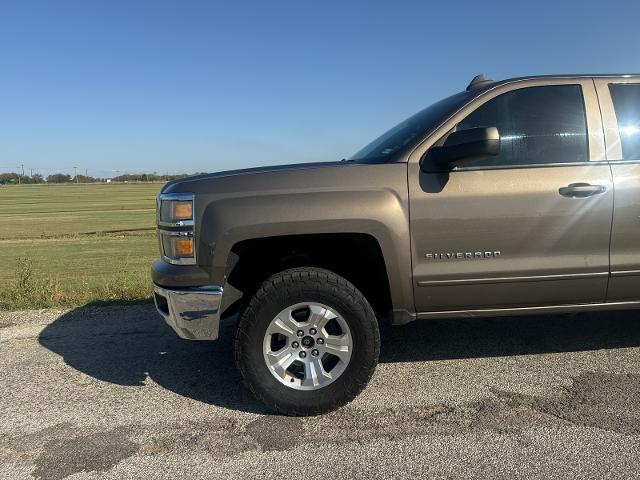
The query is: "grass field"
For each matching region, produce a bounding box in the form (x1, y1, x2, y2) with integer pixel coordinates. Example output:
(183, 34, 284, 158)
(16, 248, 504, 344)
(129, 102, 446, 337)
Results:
(0, 184, 162, 310)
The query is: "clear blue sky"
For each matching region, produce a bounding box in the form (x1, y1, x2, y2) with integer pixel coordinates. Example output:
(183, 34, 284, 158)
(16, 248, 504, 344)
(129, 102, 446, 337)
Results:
(1, 0, 638, 177)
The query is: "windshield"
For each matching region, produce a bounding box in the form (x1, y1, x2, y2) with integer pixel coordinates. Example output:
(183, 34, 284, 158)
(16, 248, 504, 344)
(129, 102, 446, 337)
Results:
(350, 90, 475, 162)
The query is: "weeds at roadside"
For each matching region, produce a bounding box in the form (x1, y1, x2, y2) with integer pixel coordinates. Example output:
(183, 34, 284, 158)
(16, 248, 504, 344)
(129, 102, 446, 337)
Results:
(1, 257, 151, 310)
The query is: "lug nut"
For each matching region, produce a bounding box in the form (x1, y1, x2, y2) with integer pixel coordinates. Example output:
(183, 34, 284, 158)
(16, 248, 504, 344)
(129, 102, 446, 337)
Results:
(316, 338, 324, 345)
(299, 351, 307, 359)
(311, 349, 319, 357)
(292, 341, 299, 348)
(309, 328, 317, 335)
(296, 330, 304, 337)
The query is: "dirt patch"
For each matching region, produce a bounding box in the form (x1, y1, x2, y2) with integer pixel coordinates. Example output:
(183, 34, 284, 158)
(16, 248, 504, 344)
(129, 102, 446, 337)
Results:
(244, 416, 304, 451)
(33, 428, 138, 480)
(492, 371, 640, 435)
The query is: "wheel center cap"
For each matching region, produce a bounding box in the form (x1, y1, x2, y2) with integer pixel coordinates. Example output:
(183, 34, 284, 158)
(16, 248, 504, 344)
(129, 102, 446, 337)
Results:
(301, 336, 314, 348)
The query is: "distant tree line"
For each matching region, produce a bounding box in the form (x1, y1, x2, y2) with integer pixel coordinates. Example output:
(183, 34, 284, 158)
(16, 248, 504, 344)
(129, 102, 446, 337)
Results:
(0, 172, 46, 184)
(0, 172, 202, 185)
(109, 173, 200, 182)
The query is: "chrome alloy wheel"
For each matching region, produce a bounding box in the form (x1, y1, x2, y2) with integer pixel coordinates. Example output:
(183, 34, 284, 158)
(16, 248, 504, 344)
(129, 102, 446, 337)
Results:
(262, 302, 353, 390)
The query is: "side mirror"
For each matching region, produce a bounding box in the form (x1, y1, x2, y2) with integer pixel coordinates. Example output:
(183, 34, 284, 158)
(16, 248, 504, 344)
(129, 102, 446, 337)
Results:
(421, 127, 500, 170)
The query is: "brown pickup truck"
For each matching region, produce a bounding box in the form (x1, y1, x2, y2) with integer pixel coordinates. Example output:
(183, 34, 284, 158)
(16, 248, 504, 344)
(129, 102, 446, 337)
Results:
(152, 73, 640, 415)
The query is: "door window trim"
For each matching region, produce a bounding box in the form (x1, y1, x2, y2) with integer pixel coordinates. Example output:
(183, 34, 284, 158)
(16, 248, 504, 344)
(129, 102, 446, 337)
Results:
(409, 77, 606, 170)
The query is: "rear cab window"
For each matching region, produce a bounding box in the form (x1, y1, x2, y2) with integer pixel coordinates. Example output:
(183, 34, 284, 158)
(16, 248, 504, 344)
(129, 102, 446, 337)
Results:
(609, 84, 640, 160)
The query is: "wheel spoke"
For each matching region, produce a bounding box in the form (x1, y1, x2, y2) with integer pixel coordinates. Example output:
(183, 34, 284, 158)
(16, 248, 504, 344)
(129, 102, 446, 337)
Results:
(308, 304, 336, 331)
(324, 334, 351, 362)
(302, 357, 331, 387)
(266, 348, 296, 379)
(266, 308, 298, 337)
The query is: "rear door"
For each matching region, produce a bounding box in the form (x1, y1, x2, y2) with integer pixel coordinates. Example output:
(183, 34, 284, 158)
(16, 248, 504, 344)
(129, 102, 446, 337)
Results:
(408, 78, 614, 314)
(595, 77, 640, 301)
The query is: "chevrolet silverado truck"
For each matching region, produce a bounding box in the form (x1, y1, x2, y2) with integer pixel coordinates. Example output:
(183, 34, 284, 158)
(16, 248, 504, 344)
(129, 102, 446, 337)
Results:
(152, 74, 640, 415)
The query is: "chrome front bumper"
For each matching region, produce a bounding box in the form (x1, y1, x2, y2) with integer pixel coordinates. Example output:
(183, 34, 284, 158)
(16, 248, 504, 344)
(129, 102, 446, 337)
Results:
(153, 284, 224, 340)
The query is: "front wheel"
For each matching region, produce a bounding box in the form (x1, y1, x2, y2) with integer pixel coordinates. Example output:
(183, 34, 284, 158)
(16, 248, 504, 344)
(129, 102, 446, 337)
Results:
(234, 267, 380, 415)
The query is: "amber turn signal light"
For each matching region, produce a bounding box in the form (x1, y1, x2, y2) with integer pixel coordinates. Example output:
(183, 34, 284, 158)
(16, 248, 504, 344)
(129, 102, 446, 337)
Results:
(172, 201, 193, 220)
(174, 238, 193, 256)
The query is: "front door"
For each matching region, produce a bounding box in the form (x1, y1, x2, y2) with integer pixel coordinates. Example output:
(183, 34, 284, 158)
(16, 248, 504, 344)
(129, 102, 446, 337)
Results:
(409, 79, 613, 313)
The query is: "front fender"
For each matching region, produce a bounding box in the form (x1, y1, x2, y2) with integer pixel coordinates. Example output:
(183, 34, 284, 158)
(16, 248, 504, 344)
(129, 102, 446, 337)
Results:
(182, 163, 413, 315)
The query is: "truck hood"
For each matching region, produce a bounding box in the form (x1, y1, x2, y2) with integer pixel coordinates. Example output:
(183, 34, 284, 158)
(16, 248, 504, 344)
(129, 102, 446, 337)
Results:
(161, 161, 350, 194)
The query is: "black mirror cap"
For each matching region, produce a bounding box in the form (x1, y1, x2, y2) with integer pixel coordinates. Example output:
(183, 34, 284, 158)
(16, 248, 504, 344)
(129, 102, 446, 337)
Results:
(421, 127, 500, 171)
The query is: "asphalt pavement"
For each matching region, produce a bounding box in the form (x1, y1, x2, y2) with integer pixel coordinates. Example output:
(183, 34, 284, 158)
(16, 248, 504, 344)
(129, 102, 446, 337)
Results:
(1, 304, 639, 479)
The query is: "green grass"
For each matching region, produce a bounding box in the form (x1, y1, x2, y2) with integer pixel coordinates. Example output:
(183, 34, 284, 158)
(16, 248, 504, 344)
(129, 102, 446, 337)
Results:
(0, 183, 159, 239)
(0, 183, 162, 310)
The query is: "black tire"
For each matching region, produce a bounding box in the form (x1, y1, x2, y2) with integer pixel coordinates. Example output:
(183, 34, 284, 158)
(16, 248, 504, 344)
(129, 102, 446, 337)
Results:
(234, 267, 380, 416)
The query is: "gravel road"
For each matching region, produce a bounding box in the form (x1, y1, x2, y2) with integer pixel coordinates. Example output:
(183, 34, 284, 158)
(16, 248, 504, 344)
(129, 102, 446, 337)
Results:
(1, 304, 639, 479)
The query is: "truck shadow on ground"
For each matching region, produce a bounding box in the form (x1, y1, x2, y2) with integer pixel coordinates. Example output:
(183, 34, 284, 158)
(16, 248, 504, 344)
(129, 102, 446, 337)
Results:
(38, 303, 640, 414)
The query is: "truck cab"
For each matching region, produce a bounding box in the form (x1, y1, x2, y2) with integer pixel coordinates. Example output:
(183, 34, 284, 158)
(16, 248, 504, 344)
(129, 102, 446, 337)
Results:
(152, 74, 640, 415)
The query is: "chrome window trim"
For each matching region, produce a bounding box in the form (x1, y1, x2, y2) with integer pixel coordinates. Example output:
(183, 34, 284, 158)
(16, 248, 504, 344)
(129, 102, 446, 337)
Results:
(157, 192, 196, 265)
(422, 160, 610, 174)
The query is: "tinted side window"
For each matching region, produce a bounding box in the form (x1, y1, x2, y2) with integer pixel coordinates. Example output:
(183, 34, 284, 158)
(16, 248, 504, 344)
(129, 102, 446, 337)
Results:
(609, 84, 640, 160)
(456, 85, 589, 167)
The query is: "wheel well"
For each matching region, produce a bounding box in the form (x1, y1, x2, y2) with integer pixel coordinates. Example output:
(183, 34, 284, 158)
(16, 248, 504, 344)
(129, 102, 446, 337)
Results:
(225, 233, 392, 319)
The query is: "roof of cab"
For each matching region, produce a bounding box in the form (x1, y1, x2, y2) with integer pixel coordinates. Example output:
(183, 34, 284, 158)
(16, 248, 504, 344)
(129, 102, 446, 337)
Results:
(467, 73, 640, 91)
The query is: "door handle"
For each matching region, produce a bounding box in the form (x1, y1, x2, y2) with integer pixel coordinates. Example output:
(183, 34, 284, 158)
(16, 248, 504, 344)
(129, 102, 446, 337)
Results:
(559, 183, 607, 198)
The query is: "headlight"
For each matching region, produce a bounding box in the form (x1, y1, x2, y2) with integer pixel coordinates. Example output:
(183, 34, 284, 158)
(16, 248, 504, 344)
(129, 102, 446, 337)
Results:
(160, 232, 194, 261)
(159, 194, 194, 225)
(157, 193, 196, 265)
